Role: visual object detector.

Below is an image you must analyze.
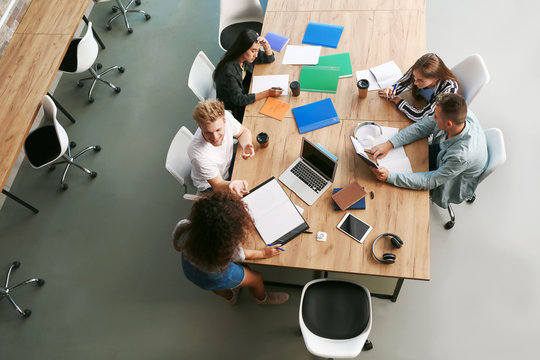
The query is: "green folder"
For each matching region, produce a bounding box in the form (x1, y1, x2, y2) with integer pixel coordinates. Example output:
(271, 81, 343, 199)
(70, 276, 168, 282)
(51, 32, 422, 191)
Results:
(299, 65, 340, 93)
(316, 53, 353, 78)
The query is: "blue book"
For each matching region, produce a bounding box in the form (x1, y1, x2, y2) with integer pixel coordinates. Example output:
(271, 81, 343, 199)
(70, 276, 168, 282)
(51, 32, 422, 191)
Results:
(292, 98, 340, 134)
(302, 22, 344, 48)
(265, 32, 290, 52)
(332, 188, 366, 210)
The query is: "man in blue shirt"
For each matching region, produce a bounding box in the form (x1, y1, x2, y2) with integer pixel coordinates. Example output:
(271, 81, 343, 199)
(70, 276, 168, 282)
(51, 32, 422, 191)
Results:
(370, 93, 488, 209)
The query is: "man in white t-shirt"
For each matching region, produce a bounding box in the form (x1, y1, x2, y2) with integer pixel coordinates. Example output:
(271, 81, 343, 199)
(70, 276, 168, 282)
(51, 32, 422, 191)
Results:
(188, 100, 255, 196)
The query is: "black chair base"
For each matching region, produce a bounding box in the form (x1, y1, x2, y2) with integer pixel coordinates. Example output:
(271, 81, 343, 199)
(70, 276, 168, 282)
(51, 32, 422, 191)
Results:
(1, 261, 44, 317)
(48, 142, 101, 190)
(106, 0, 151, 33)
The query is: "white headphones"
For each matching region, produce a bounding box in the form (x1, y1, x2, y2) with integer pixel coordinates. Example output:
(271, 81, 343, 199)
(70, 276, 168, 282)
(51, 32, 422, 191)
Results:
(354, 122, 383, 148)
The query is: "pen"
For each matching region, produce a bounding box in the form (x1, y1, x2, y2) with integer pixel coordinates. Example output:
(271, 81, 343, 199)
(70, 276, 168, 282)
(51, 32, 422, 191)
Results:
(268, 244, 285, 251)
(271, 87, 282, 90)
(303, 231, 313, 234)
(364, 150, 375, 155)
(388, 83, 398, 100)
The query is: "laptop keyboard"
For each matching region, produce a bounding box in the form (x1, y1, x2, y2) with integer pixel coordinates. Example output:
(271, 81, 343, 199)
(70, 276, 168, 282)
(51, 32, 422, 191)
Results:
(290, 161, 327, 193)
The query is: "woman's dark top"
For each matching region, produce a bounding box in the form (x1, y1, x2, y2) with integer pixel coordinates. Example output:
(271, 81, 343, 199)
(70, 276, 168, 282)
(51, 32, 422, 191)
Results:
(215, 50, 275, 121)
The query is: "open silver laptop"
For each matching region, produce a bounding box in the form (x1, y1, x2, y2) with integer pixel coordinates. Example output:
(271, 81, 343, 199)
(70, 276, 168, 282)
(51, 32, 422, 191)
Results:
(279, 138, 338, 206)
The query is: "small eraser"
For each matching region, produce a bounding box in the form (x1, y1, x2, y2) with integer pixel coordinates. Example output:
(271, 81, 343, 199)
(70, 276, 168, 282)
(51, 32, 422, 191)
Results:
(316, 231, 327, 242)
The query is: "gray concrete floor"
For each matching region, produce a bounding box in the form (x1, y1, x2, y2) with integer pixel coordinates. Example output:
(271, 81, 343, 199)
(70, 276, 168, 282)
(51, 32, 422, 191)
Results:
(1, 0, 538, 359)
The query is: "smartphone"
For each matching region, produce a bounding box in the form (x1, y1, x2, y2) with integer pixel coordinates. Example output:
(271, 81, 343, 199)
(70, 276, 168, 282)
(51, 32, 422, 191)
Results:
(337, 212, 373, 244)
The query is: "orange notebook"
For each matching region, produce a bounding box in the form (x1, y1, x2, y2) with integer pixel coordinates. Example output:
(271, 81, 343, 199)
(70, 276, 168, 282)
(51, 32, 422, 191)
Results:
(331, 181, 367, 211)
(259, 97, 291, 121)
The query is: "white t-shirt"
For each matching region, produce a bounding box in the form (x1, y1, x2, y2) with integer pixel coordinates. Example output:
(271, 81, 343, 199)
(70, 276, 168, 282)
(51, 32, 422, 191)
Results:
(188, 111, 242, 191)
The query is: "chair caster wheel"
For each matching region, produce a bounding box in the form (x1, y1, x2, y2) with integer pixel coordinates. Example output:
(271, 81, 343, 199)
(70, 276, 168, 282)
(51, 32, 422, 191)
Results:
(128, 28, 133, 34)
(94, 145, 101, 152)
(118, 66, 125, 73)
(23, 309, 32, 317)
(37, 279, 45, 286)
(136, 0, 141, 5)
(12, 261, 21, 268)
(145, 14, 151, 20)
(467, 194, 476, 203)
(363, 340, 373, 351)
(48, 165, 56, 171)
(97, 63, 103, 70)
(112, 7, 117, 13)
(70, 141, 76, 148)
(61, 183, 69, 190)
(89, 97, 94, 103)
(77, 82, 84, 88)
(115, 87, 121, 93)
(444, 221, 455, 230)
(90, 171, 98, 178)
(106, 25, 112, 31)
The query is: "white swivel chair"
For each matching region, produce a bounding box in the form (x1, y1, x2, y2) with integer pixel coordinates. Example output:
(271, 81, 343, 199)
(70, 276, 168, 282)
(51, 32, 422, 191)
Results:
(445, 128, 506, 229)
(93, 0, 151, 33)
(452, 54, 490, 105)
(219, 0, 264, 51)
(188, 51, 217, 101)
(24, 95, 101, 190)
(299, 279, 373, 359)
(166, 126, 199, 201)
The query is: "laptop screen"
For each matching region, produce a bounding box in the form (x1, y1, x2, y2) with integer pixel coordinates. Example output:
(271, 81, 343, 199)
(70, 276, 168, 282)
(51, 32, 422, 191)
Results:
(301, 138, 337, 180)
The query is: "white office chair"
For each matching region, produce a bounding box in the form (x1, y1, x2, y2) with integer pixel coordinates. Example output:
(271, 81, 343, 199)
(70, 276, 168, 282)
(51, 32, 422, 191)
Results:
(299, 279, 373, 359)
(59, 21, 124, 103)
(24, 95, 101, 190)
(445, 128, 506, 229)
(219, 0, 264, 51)
(93, 0, 151, 33)
(452, 54, 490, 105)
(166, 126, 199, 201)
(188, 51, 217, 101)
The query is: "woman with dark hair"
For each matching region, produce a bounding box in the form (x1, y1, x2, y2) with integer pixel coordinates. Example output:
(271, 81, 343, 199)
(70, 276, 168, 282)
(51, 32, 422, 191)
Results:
(173, 191, 289, 305)
(379, 53, 460, 122)
(214, 29, 282, 121)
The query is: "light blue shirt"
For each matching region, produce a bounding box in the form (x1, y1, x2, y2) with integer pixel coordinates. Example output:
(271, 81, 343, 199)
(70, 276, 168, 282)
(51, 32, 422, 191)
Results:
(386, 110, 488, 208)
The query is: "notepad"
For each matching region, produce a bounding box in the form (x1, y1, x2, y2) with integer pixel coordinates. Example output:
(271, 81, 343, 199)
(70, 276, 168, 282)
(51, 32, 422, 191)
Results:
(316, 53, 353, 78)
(251, 74, 289, 95)
(265, 32, 289, 52)
(259, 97, 291, 121)
(242, 177, 309, 246)
(302, 22, 344, 48)
(292, 98, 340, 134)
(332, 187, 366, 210)
(299, 65, 340, 93)
(282, 45, 321, 65)
(355, 61, 403, 90)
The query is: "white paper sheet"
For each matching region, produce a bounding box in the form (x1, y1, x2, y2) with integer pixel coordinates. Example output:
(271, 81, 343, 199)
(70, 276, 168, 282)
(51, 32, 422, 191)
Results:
(251, 74, 289, 95)
(282, 45, 322, 65)
(355, 61, 403, 90)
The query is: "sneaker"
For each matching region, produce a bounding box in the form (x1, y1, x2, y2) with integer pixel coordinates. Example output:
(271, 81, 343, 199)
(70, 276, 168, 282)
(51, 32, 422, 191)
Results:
(228, 287, 241, 306)
(255, 292, 289, 305)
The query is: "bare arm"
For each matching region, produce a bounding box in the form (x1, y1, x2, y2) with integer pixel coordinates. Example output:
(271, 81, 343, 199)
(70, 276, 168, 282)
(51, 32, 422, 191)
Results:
(235, 125, 255, 159)
(207, 174, 249, 196)
(244, 245, 284, 259)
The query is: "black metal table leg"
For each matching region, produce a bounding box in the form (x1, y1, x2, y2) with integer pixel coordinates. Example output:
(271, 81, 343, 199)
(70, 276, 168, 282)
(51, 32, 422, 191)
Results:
(371, 278, 404, 302)
(2, 189, 39, 214)
(83, 15, 106, 49)
(47, 93, 76, 124)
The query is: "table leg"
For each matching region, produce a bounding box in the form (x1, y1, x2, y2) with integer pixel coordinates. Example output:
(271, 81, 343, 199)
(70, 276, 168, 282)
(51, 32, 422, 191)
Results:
(83, 15, 106, 49)
(2, 189, 39, 214)
(371, 278, 404, 302)
(47, 93, 76, 124)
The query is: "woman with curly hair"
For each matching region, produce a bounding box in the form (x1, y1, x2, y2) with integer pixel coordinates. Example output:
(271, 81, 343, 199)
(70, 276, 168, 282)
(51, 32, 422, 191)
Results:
(379, 53, 460, 122)
(173, 191, 288, 305)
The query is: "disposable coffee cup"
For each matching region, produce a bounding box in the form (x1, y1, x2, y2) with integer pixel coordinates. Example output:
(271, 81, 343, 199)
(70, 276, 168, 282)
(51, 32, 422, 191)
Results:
(357, 79, 369, 98)
(256, 132, 269, 148)
(290, 81, 300, 96)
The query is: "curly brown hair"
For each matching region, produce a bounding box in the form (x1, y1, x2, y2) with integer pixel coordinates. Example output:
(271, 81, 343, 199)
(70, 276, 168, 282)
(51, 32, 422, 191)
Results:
(174, 191, 254, 270)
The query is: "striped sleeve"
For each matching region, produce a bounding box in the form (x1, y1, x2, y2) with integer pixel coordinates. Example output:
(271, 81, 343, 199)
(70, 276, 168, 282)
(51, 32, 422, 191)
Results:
(397, 79, 459, 122)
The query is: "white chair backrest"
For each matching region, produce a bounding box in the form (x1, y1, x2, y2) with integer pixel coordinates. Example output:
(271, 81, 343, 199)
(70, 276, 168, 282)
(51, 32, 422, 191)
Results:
(165, 126, 194, 187)
(75, 21, 99, 73)
(480, 128, 506, 184)
(219, 0, 264, 50)
(451, 54, 490, 105)
(41, 95, 69, 155)
(188, 51, 216, 101)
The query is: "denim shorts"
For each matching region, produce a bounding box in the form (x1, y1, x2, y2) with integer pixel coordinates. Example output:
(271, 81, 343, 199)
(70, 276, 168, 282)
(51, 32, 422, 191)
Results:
(181, 254, 245, 291)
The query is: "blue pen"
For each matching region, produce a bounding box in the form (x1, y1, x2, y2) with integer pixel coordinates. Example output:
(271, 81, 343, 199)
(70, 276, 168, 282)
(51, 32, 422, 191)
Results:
(388, 83, 398, 100)
(269, 244, 285, 251)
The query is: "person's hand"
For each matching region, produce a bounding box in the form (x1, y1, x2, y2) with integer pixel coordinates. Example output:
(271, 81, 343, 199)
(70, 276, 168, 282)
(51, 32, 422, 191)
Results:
(257, 36, 271, 50)
(268, 88, 283, 97)
(262, 245, 285, 258)
(368, 140, 393, 160)
(378, 87, 393, 99)
(229, 179, 249, 196)
(241, 143, 255, 159)
(370, 166, 389, 181)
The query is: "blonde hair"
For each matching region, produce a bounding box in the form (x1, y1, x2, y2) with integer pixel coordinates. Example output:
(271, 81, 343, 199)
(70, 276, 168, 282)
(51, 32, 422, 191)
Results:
(192, 100, 225, 126)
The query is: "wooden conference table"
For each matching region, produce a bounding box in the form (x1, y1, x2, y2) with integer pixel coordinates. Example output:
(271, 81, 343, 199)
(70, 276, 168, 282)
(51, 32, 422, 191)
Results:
(0, 0, 91, 209)
(232, 0, 429, 300)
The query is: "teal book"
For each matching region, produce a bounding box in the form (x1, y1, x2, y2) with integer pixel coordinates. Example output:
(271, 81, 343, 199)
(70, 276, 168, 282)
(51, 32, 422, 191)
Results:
(316, 53, 353, 78)
(299, 65, 340, 93)
(292, 98, 340, 134)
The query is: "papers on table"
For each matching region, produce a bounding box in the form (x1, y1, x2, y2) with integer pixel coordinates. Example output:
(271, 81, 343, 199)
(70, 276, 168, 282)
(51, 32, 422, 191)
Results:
(242, 178, 308, 246)
(282, 45, 321, 65)
(355, 61, 403, 90)
(251, 74, 289, 95)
